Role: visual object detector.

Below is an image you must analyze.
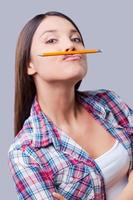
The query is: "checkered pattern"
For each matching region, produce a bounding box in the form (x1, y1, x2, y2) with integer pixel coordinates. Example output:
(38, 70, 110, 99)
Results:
(8, 89, 133, 200)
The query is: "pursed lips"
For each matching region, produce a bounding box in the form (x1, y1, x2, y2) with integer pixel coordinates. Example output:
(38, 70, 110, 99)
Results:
(63, 54, 82, 61)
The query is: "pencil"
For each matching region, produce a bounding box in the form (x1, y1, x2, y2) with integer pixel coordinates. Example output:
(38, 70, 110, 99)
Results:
(39, 49, 102, 57)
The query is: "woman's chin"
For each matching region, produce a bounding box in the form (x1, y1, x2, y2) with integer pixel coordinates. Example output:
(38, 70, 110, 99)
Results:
(64, 64, 87, 78)
(62, 67, 87, 82)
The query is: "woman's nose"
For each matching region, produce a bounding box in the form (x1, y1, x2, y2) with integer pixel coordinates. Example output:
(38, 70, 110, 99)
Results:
(63, 39, 76, 52)
(66, 46, 75, 51)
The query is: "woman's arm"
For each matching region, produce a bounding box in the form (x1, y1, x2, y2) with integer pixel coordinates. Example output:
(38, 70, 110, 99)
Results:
(116, 170, 133, 200)
(8, 148, 57, 200)
(116, 184, 133, 200)
(52, 171, 133, 200)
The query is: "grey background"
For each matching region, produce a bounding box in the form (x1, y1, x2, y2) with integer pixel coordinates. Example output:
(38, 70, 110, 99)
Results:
(0, 0, 133, 199)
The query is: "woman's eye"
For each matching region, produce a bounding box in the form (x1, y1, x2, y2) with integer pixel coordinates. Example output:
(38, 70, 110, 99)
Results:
(45, 39, 57, 44)
(71, 37, 82, 43)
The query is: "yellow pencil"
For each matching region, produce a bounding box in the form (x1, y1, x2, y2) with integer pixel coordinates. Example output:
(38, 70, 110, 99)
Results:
(39, 49, 102, 57)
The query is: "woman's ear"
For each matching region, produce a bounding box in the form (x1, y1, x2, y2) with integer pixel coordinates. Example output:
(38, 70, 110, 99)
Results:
(27, 62, 36, 75)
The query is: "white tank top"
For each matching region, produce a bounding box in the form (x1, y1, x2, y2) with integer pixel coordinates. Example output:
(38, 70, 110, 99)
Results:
(95, 140, 130, 200)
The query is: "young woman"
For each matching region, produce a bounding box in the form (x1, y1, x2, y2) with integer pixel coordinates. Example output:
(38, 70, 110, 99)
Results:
(8, 11, 133, 200)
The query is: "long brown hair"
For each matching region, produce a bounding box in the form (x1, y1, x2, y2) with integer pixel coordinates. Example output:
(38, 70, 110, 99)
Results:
(15, 11, 85, 136)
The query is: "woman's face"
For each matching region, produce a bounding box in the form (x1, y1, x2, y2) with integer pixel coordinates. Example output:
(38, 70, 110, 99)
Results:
(28, 16, 88, 85)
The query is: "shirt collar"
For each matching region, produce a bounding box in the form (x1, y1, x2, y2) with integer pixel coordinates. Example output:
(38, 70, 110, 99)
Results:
(29, 96, 62, 149)
(29, 90, 110, 148)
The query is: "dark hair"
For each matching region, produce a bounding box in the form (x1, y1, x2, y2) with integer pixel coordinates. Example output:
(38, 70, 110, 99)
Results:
(15, 11, 85, 136)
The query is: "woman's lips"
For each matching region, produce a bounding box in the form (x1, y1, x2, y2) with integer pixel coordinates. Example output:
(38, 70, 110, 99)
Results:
(63, 54, 82, 61)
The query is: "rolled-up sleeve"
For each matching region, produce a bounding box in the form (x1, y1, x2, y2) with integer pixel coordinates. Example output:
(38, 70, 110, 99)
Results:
(8, 148, 56, 200)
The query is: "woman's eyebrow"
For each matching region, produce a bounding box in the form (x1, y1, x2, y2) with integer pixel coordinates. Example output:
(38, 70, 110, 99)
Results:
(40, 30, 57, 38)
(70, 29, 79, 34)
(40, 29, 79, 38)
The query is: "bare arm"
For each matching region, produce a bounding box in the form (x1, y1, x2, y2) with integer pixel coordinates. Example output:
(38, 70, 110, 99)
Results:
(116, 170, 133, 200)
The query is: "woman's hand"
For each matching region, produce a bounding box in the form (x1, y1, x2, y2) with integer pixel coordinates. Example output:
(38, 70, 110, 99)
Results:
(128, 170, 133, 185)
(52, 192, 66, 200)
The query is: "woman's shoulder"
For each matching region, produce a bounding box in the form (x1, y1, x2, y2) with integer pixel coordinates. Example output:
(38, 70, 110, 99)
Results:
(77, 88, 121, 105)
(78, 88, 128, 106)
(78, 88, 133, 127)
(8, 116, 33, 154)
(78, 88, 120, 98)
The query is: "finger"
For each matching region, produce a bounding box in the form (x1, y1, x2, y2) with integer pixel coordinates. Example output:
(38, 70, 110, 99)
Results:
(128, 170, 133, 182)
(52, 192, 65, 200)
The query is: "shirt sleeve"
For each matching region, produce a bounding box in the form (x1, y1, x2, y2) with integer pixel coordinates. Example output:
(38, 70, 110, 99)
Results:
(108, 90, 133, 141)
(8, 148, 56, 200)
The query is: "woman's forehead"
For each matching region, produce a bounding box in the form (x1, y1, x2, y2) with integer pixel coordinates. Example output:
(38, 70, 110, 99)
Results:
(34, 16, 78, 38)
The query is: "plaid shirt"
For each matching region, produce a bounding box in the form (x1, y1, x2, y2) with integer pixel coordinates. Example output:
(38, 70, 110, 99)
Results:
(8, 89, 133, 200)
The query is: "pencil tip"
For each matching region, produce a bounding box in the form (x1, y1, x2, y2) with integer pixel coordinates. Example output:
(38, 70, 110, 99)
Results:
(97, 49, 103, 53)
